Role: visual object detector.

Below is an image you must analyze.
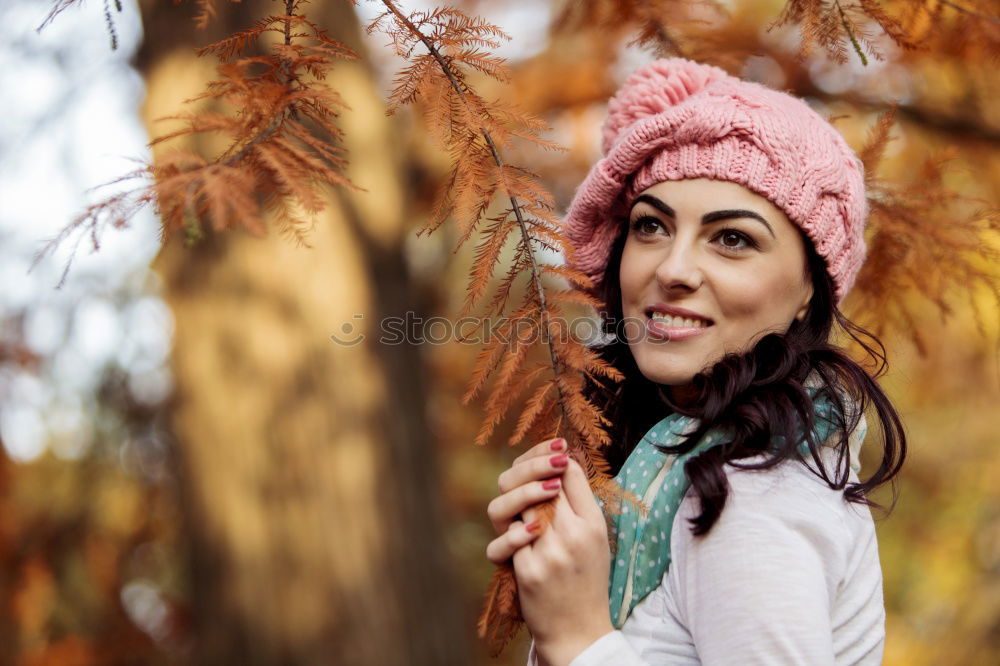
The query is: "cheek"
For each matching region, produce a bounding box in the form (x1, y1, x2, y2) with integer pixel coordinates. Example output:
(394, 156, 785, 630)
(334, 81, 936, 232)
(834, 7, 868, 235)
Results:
(715, 264, 805, 322)
(618, 247, 645, 305)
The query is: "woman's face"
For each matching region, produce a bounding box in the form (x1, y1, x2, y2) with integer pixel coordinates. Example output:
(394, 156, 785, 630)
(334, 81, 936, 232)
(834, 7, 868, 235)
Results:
(618, 178, 815, 387)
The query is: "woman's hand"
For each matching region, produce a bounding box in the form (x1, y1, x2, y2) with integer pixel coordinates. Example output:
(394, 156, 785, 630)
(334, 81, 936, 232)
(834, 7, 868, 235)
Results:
(511, 455, 615, 666)
(486, 437, 570, 563)
(484, 438, 614, 666)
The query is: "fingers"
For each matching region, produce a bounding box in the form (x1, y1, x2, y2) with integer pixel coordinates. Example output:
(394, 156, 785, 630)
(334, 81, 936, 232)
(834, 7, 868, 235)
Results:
(497, 448, 570, 495)
(486, 519, 542, 564)
(487, 477, 563, 535)
(512, 437, 566, 467)
(484, 437, 571, 563)
(490, 450, 569, 534)
(559, 457, 607, 524)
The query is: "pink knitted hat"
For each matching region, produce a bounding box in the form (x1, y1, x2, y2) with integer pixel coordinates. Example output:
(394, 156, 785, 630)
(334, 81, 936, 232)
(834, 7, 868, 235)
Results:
(564, 57, 868, 303)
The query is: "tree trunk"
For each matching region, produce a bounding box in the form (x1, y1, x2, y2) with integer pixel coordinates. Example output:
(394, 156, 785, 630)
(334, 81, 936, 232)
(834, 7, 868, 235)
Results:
(137, 2, 469, 663)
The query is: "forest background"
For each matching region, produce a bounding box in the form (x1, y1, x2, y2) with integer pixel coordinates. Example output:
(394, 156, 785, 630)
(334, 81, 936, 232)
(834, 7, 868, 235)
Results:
(1, 0, 998, 664)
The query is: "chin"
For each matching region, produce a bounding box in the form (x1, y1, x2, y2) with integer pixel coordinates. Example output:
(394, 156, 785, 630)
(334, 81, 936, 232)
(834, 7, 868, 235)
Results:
(631, 349, 699, 386)
(641, 369, 695, 386)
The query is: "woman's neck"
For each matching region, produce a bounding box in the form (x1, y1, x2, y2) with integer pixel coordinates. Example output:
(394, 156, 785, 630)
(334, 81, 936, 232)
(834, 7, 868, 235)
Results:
(667, 383, 699, 410)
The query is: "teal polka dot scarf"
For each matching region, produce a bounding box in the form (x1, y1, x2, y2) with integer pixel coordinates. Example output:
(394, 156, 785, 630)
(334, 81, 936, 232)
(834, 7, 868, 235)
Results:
(597, 376, 868, 628)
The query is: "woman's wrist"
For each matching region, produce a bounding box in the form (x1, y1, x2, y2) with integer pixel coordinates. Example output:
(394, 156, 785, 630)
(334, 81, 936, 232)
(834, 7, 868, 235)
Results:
(534, 620, 616, 666)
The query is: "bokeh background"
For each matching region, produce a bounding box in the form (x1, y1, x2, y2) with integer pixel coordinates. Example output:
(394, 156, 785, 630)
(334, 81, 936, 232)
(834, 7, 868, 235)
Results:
(1, 0, 998, 664)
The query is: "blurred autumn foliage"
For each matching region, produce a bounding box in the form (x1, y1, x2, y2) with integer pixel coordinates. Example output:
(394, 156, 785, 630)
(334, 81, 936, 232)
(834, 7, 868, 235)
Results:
(2, 0, 999, 665)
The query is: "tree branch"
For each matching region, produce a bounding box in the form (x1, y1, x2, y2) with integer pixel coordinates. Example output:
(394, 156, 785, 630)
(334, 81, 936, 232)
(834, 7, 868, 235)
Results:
(378, 0, 577, 431)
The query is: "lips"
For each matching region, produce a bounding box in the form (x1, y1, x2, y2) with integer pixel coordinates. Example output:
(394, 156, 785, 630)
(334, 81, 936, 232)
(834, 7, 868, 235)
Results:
(644, 303, 714, 326)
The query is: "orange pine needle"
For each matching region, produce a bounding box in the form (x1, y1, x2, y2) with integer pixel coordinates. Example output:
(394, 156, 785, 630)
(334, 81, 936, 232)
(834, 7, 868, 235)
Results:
(368, 1, 624, 655)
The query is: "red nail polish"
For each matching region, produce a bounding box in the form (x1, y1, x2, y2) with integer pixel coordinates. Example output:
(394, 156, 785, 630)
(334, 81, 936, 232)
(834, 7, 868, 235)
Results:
(550, 453, 569, 467)
(526, 520, 541, 533)
(542, 478, 561, 490)
(550, 438, 566, 451)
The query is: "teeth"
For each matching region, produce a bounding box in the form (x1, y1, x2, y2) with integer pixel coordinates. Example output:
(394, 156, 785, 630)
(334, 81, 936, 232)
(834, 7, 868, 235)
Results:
(650, 312, 708, 328)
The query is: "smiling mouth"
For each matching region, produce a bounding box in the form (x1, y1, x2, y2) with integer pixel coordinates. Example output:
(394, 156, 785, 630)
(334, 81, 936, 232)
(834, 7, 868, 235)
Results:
(645, 311, 714, 328)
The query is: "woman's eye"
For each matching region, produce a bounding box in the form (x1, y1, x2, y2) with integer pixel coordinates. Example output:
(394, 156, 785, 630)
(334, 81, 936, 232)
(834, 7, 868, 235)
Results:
(631, 215, 664, 235)
(715, 229, 757, 252)
(629, 218, 757, 251)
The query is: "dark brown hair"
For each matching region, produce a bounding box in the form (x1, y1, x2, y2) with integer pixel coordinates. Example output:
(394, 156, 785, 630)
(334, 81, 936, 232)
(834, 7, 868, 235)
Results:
(584, 218, 906, 536)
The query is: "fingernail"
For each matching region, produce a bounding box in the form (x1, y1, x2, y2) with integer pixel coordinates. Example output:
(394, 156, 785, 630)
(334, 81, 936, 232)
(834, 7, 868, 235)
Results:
(550, 453, 569, 467)
(542, 478, 561, 490)
(526, 520, 541, 533)
(550, 438, 566, 451)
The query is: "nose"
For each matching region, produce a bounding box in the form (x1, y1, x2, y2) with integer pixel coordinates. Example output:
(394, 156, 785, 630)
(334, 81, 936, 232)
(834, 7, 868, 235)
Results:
(654, 239, 703, 294)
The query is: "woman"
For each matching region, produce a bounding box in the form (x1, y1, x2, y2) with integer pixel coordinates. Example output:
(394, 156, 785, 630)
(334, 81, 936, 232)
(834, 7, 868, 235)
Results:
(485, 58, 906, 665)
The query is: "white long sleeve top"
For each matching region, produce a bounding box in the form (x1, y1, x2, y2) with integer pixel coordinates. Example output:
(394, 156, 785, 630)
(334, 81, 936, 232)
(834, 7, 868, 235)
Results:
(527, 448, 885, 665)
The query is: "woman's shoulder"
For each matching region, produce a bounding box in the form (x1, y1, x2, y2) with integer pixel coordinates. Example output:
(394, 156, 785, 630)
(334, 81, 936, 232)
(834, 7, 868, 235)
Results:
(703, 447, 864, 510)
(669, 451, 879, 585)
(661, 453, 885, 664)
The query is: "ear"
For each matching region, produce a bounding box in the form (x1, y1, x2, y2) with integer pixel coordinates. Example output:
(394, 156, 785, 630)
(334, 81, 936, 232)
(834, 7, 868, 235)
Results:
(795, 281, 815, 322)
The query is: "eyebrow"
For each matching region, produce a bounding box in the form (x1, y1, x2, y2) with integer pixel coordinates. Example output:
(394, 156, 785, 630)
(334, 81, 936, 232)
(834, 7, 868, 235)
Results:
(630, 194, 776, 238)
